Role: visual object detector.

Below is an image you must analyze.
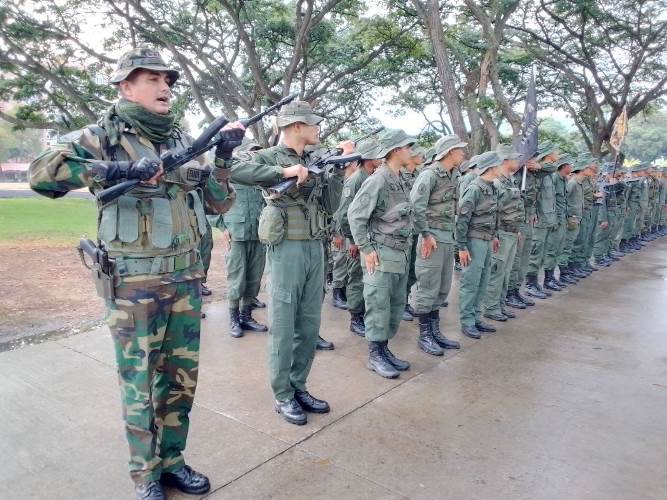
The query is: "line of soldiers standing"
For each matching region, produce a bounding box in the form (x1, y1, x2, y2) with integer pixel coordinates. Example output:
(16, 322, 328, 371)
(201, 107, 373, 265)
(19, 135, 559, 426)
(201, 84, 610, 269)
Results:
(202, 101, 667, 427)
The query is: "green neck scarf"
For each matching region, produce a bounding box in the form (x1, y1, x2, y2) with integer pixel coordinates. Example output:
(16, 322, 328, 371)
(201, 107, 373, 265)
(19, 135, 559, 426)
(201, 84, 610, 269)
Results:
(101, 99, 177, 146)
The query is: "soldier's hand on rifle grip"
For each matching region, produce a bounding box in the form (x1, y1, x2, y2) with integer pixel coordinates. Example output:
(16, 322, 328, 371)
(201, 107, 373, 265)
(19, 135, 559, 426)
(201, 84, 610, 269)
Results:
(283, 164, 309, 185)
(215, 122, 246, 160)
(526, 159, 541, 172)
(336, 140, 355, 155)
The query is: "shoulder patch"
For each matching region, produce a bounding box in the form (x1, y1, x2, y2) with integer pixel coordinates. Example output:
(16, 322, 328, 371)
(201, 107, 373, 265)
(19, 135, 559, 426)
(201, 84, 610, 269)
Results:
(343, 186, 352, 198)
(357, 192, 371, 207)
(418, 183, 427, 195)
(186, 167, 204, 183)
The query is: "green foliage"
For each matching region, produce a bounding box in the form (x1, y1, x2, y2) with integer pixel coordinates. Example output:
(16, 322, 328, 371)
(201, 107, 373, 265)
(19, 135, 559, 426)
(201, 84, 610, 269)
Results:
(0, 120, 43, 162)
(623, 110, 667, 162)
(0, 198, 97, 242)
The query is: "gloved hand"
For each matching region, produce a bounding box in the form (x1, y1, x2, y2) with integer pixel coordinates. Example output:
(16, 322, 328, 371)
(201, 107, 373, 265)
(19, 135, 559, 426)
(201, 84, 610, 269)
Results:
(215, 127, 245, 160)
(92, 158, 161, 182)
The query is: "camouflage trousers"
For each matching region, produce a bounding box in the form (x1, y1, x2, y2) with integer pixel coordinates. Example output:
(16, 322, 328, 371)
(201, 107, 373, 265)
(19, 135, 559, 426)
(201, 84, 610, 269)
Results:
(108, 278, 202, 484)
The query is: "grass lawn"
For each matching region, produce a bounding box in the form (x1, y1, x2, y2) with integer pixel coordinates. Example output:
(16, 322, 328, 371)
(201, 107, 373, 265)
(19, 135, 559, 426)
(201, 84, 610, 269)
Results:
(0, 198, 98, 243)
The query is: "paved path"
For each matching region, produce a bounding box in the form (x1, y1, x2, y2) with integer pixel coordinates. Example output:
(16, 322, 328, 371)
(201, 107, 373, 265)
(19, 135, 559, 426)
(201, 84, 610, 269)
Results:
(2, 239, 667, 500)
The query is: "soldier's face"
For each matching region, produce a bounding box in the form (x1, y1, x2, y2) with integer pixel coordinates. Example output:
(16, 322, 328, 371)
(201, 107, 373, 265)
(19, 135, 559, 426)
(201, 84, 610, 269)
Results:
(295, 122, 320, 145)
(120, 70, 172, 114)
(449, 148, 466, 166)
(544, 151, 559, 163)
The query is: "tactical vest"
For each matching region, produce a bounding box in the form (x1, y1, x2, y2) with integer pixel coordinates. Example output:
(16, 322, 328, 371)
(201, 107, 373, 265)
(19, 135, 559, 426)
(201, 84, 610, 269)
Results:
(582, 178, 596, 210)
(424, 165, 458, 231)
(537, 172, 557, 224)
(468, 178, 497, 240)
(370, 165, 414, 250)
(266, 175, 327, 240)
(495, 175, 524, 232)
(86, 126, 209, 275)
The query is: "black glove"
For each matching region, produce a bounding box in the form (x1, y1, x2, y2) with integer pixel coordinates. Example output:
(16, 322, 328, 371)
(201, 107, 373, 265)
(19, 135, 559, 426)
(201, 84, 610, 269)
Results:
(215, 127, 245, 160)
(92, 158, 161, 182)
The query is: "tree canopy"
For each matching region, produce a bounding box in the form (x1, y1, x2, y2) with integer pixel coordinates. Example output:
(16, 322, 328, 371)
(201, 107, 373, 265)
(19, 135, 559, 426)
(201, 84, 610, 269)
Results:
(0, 0, 665, 156)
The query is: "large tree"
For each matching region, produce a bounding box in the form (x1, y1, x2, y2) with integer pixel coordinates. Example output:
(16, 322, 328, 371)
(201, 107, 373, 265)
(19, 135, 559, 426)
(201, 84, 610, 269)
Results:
(510, 0, 667, 156)
(0, 0, 414, 143)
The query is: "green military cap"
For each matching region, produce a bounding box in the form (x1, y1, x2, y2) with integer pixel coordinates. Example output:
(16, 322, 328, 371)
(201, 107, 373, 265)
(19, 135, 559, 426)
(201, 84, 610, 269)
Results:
(376, 129, 415, 158)
(496, 144, 521, 161)
(410, 144, 427, 158)
(432, 134, 468, 162)
(356, 138, 383, 160)
(423, 146, 436, 164)
(555, 155, 574, 168)
(459, 155, 479, 173)
(571, 160, 587, 172)
(237, 138, 262, 152)
(475, 150, 503, 174)
(276, 100, 324, 127)
(536, 142, 558, 160)
(109, 47, 180, 85)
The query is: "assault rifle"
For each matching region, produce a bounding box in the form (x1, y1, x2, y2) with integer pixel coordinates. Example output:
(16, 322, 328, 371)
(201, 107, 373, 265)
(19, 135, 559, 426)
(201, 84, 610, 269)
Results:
(266, 126, 384, 198)
(96, 93, 298, 204)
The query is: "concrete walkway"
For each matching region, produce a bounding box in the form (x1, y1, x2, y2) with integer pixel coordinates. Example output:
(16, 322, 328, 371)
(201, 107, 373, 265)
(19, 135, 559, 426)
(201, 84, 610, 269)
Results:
(2, 239, 667, 500)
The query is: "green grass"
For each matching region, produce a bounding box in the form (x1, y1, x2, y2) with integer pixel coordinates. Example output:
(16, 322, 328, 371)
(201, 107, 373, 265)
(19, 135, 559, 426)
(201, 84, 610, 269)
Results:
(0, 198, 98, 243)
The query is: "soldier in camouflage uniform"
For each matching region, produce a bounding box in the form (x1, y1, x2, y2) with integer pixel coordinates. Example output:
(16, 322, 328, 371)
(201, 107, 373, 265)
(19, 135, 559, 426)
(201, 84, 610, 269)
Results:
(541, 157, 574, 288)
(231, 101, 349, 425)
(524, 145, 560, 299)
(348, 129, 416, 379)
(592, 164, 618, 267)
(213, 139, 269, 338)
(620, 167, 644, 252)
(571, 159, 601, 276)
(482, 145, 523, 322)
(456, 152, 502, 339)
(28, 48, 240, 500)
(400, 144, 426, 321)
(506, 144, 556, 308)
(332, 138, 384, 336)
(558, 161, 588, 282)
(409, 135, 465, 356)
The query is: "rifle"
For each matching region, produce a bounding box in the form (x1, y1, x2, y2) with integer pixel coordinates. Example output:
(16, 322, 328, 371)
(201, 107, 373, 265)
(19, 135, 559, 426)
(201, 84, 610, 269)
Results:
(77, 238, 116, 299)
(96, 93, 298, 204)
(265, 126, 384, 199)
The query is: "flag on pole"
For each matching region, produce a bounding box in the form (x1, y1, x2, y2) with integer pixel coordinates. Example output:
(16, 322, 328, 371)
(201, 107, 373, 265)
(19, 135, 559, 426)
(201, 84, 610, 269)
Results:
(514, 68, 538, 190)
(609, 106, 628, 153)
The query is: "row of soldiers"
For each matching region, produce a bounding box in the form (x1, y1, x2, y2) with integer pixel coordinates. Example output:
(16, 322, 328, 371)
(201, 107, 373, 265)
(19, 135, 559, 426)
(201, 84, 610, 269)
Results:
(25, 47, 667, 500)
(204, 102, 667, 421)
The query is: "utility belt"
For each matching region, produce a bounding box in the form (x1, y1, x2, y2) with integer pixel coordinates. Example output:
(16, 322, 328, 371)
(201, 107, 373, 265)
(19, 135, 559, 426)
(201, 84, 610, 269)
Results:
(498, 223, 520, 233)
(428, 220, 455, 231)
(371, 233, 410, 251)
(468, 229, 494, 241)
(114, 249, 199, 276)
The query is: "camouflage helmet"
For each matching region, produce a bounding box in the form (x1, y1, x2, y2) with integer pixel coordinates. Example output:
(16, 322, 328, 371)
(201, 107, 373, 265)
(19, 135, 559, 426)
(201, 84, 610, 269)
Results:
(276, 100, 324, 127)
(432, 134, 467, 162)
(496, 144, 521, 162)
(109, 47, 180, 85)
(535, 142, 558, 160)
(376, 129, 415, 158)
(356, 138, 383, 160)
(475, 151, 503, 175)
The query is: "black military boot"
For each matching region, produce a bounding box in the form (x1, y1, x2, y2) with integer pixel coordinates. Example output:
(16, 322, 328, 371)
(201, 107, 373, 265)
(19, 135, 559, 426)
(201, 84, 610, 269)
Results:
(250, 297, 266, 309)
(240, 305, 268, 332)
(584, 262, 598, 272)
(543, 269, 562, 291)
(229, 307, 243, 338)
(418, 313, 444, 356)
(505, 289, 526, 309)
(559, 266, 578, 285)
(571, 264, 589, 278)
(516, 288, 535, 306)
(525, 274, 547, 299)
(501, 307, 516, 319)
(382, 341, 410, 370)
(402, 303, 415, 321)
(332, 288, 348, 310)
(350, 312, 365, 336)
(430, 310, 460, 349)
(200, 283, 212, 296)
(136, 481, 166, 500)
(161, 465, 211, 495)
(316, 336, 335, 350)
(367, 341, 399, 378)
(294, 390, 330, 413)
(595, 257, 611, 267)
(274, 398, 307, 425)
(553, 267, 568, 288)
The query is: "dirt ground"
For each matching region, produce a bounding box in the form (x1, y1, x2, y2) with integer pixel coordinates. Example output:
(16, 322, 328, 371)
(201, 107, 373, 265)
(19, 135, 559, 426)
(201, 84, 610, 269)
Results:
(0, 237, 231, 350)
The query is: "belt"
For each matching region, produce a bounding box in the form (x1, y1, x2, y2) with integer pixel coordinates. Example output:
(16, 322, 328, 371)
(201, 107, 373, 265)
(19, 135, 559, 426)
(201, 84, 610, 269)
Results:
(372, 233, 410, 251)
(115, 249, 200, 276)
(429, 220, 455, 231)
(498, 223, 519, 233)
